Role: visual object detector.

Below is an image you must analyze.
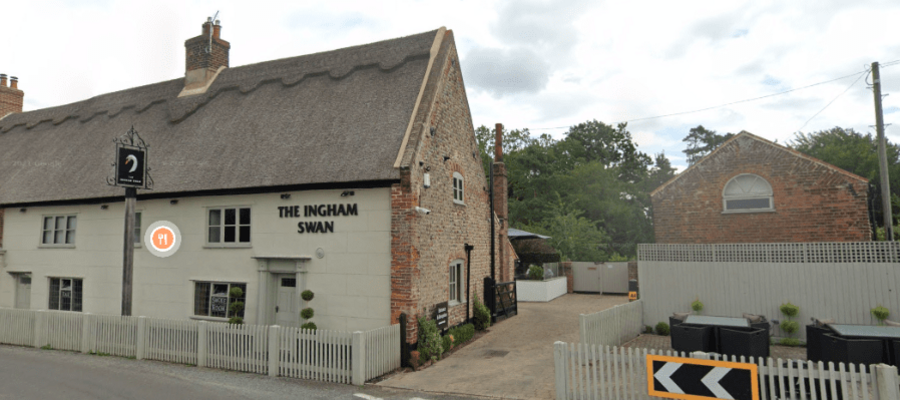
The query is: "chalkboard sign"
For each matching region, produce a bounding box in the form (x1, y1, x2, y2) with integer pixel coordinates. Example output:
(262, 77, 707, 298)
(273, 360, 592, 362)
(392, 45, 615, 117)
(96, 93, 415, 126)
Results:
(432, 301, 448, 330)
(211, 297, 228, 313)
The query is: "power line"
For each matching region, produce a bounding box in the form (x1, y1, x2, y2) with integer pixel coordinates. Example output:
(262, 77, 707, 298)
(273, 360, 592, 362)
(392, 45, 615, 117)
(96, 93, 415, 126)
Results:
(529, 66, 881, 132)
(797, 70, 869, 132)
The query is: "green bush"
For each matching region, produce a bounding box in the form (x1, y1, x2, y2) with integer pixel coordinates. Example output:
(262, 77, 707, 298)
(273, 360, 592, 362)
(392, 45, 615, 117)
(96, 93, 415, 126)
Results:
(448, 324, 475, 345)
(300, 308, 314, 320)
(691, 299, 704, 314)
(779, 302, 799, 318)
(655, 322, 670, 336)
(301, 322, 317, 331)
(527, 265, 544, 280)
(872, 306, 890, 325)
(645, 325, 654, 334)
(473, 293, 491, 330)
(417, 316, 443, 362)
(780, 320, 799, 335)
(228, 287, 244, 325)
(301, 290, 315, 301)
(442, 335, 453, 353)
(779, 338, 801, 346)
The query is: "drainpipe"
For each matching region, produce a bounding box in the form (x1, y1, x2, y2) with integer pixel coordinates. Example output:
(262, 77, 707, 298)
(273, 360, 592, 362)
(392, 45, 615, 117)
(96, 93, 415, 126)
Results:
(465, 243, 474, 323)
(490, 166, 495, 282)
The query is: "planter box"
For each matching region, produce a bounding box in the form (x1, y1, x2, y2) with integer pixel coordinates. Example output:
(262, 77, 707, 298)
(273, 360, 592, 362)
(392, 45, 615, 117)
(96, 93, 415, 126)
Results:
(516, 277, 567, 302)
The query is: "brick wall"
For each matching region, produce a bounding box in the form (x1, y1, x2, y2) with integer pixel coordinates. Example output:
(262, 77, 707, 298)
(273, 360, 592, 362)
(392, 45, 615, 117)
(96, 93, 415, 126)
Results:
(390, 31, 503, 344)
(184, 22, 230, 72)
(0, 78, 24, 118)
(652, 134, 871, 243)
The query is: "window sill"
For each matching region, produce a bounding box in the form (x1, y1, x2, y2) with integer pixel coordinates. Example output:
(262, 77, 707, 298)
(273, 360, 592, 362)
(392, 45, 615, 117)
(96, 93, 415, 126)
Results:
(38, 245, 76, 249)
(203, 244, 253, 249)
(190, 315, 232, 322)
(453, 201, 466, 207)
(448, 300, 467, 307)
(721, 209, 776, 215)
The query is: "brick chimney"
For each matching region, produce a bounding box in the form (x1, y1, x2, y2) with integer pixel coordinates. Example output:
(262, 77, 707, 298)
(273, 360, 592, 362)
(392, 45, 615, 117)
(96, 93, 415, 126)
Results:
(492, 123, 510, 281)
(182, 18, 230, 94)
(0, 74, 24, 118)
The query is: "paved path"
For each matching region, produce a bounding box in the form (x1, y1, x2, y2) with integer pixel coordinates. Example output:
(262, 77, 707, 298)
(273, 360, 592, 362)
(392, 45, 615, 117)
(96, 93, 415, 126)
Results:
(0, 344, 480, 400)
(378, 294, 628, 400)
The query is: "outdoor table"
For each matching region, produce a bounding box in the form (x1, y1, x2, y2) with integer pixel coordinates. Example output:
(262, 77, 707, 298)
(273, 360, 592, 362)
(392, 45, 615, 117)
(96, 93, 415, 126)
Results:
(676, 316, 755, 355)
(826, 324, 900, 366)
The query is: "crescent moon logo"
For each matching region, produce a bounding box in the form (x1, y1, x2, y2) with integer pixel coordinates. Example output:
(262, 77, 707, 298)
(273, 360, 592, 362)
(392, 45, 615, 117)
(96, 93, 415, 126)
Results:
(125, 154, 138, 173)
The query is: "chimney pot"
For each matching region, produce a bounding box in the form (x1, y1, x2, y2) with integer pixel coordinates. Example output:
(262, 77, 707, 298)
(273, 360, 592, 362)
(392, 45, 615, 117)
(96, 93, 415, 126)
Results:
(213, 22, 221, 39)
(10, 76, 17, 90)
(494, 123, 504, 161)
(0, 74, 6, 87)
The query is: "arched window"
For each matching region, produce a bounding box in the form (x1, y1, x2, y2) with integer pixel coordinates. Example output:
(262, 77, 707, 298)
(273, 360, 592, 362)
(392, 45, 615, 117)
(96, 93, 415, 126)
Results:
(722, 174, 774, 213)
(452, 172, 465, 205)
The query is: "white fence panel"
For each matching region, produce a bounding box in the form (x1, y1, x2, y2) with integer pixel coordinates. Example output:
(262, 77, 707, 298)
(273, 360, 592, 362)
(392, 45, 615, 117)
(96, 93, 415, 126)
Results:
(364, 324, 401, 381)
(89, 315, 138, 357)
(554, 342, 900, 400)
(638, 243, 900, 340)
(580, 300, 643, 346)
(0, 308, 35, 346)
(206, 322, 268, 374)
(278, 327, 351, 383)
(143, 317, 199, 365)
(41, 310, 83, 351)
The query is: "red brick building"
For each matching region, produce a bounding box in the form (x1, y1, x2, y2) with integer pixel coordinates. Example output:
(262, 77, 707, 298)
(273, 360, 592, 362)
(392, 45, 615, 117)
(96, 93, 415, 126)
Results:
(651, 132, 872, 243)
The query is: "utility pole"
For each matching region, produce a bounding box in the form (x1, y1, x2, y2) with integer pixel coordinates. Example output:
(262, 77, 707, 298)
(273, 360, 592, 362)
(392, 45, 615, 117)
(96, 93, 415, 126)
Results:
(872, 62, 894, 241)
(122, 187, 136, 315)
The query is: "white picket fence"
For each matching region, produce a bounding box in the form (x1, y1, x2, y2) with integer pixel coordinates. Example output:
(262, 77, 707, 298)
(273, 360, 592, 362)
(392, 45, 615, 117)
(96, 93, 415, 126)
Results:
(580, 300, 643, 347)
(554, 342, 900, 400)
(0, 308, 400, 385)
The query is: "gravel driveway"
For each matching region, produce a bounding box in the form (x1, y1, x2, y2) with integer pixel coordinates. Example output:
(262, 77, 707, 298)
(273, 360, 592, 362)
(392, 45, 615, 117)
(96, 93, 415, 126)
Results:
(377, 294, 628, 400)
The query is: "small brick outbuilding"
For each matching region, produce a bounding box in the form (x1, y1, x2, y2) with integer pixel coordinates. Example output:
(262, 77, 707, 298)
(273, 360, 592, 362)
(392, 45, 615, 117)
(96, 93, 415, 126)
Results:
(651, 132, 872, 243)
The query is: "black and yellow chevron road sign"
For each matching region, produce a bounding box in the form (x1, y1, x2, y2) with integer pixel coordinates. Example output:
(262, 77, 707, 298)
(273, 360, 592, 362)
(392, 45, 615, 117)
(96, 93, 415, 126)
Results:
(646, 354, 759, 400)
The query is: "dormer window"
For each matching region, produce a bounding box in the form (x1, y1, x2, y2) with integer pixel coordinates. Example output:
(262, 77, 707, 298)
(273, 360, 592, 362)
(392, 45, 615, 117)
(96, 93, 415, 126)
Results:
(722, 174, 774, 213)
(452, 172, 465, 205)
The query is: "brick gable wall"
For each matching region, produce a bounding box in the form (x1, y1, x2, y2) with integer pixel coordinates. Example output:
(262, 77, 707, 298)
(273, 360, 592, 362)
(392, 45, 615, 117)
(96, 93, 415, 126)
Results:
(652, 135, 871, 243)
(0, 84, 24, 118)
(390, 31, 505, 344)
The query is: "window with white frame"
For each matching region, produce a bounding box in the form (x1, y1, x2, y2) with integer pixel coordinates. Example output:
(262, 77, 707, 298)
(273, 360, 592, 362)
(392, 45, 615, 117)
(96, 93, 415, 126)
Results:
(449, 260, 464, 304)
(722, 174, 774, 213)
(452, 172, 465, 204)
(49, 278, 82, 312)
(193, 282, 247, 318)
(41, 215, 76, 246)
(207, 207, 251, 245)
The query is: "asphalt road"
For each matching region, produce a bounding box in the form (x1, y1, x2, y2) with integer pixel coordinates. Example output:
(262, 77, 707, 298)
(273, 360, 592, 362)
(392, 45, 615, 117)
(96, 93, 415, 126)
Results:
(0, 345, 483, 400)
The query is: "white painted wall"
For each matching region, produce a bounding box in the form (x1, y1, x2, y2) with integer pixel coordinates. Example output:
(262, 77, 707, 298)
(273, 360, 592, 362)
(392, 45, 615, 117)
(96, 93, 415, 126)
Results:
(0, 187, 392, 331)
(516, 276, 567, 302)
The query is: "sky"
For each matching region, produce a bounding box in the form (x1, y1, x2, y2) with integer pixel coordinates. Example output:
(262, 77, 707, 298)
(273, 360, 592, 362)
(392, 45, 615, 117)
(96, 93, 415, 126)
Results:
(3, 0, 900, 171)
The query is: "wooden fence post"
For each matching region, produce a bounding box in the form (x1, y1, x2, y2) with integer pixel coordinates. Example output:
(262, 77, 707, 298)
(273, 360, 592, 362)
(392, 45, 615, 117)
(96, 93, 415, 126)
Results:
(81, 313, 92, 354)
(554, 341, 568, 400)
(875, 363, 899, 399)
(267, 325, 279, 377)
(33, 310, 45, 349)
(197, 321, 208, 367)
(352, 331, 365, 386)
(136, 316, 146, 360)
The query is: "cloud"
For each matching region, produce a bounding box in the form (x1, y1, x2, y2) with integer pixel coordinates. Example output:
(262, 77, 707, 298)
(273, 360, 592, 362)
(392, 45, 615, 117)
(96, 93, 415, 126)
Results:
(463, 46, 550, 97)
(489, 0, 588, 61)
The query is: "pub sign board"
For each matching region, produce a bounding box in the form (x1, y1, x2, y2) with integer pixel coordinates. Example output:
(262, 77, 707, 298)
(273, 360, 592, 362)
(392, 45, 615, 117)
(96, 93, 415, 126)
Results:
(115, 145, 147, 188)
(432, 301, 449, 330)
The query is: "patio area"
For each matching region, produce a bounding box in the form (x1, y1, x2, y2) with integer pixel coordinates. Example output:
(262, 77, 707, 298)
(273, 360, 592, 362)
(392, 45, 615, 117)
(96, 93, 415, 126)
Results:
(621, 333, 808, 360)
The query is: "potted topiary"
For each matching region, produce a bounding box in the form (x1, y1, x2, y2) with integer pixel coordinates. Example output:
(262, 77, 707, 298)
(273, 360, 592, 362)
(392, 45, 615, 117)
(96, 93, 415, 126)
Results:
(691, 298, 704, 316)
(228, 287, 244, 325)
(779, 302, 800, 345)
(872, 305, 890, 326)
(301, 290, 316, 330)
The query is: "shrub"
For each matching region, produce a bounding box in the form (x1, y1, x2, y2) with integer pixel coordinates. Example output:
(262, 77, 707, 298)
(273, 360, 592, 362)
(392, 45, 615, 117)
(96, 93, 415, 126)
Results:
(645, 325, 654, 334)
(780, 320, 799, 335)
(417, 316, 443, 362)
(301, 290, 315, 301)
(442, 335, 453, 353)
(872, 306, 890, 325)
(527, 265, 545, 280)
(779, 338, 801, 346)
(300, 308, 314, 320)
(691, 299, 704, 315)
(301, 322, 317, 330)
(655, 322, 670, 336)
(448, 324, 475, 345)
(228, 287, 244, 325)
(473, 294, 491, 330)
(779, 302, 799, 318)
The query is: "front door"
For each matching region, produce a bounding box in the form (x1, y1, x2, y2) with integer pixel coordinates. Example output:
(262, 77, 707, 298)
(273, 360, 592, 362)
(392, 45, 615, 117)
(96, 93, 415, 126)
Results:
(275, 275, 299, 327)
(15, 274, 31, 309)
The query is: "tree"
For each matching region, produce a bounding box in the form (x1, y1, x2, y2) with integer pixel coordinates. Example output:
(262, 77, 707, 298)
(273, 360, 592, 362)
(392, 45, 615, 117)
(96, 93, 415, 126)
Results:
(682, 125, 734, 165)
(791, 127, 900, 230)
